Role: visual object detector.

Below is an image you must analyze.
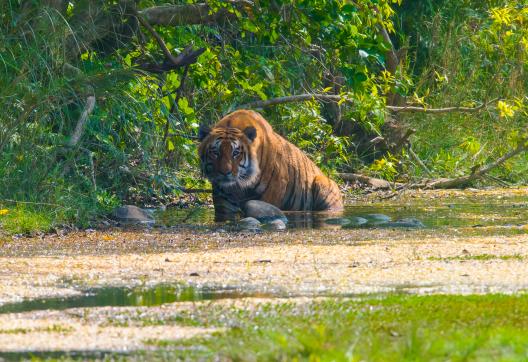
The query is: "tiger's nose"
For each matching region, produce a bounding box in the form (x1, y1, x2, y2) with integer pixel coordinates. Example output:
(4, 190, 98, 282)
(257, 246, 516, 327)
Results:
(219, 170, 233, 177)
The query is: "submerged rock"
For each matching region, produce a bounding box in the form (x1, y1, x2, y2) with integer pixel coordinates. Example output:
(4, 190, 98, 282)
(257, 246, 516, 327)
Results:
(112, 205, 155, 225)
(342, 216, 369, 228)
(385, 217, 425, 228)
(238, 217, 262, 231)
(325, 217, 352, 226)
(242, 200, 287, 223)
(263, 219, 287, 231)
(364, 214, 392, 224)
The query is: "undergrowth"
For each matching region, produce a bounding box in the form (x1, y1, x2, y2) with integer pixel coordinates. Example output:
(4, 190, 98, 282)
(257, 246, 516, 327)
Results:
(0, 0, 527, 233)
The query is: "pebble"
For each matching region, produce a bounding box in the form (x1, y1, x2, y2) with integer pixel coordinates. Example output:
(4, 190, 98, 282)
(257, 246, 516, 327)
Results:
(264, 219, 287, 231)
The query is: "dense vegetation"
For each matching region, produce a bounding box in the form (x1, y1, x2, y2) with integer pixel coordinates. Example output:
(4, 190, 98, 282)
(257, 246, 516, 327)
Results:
(0, 0, 527, 230)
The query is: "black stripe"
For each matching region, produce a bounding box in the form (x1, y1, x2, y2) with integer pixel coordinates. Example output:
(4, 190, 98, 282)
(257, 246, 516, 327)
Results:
(283, 148, 297, 210)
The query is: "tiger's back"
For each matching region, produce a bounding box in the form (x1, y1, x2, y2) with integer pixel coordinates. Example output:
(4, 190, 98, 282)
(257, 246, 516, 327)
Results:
(199, 110, 343, 220)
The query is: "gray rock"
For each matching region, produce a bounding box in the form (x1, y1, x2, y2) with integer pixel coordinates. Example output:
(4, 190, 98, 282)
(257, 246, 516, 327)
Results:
(325, 217, 351, 226)
(385, 217, 425, 228)
(238, 217, 262, 231)
(263, 219, 287, 231)
(342, 216, 369, 228)
(112, 205, 155, 225)
(242, 200, 287, 223)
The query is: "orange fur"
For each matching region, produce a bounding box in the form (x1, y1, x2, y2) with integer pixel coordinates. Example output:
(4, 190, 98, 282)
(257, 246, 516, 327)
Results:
(198, 110, 343, 221)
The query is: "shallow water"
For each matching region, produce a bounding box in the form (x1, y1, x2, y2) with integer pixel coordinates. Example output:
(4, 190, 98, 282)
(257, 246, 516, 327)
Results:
(0, 284, 270, 314)
(155, 197, 528, 230)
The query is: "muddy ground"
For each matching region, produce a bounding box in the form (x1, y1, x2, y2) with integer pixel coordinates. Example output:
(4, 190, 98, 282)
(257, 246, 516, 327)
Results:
(1, 188, 528, 353)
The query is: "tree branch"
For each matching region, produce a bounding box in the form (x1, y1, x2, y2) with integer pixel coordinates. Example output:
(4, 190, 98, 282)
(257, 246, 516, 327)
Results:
(236, 94, 500, 114)
(138, 1, 251, 26)
(378, 25, 399, 76)
(237, 94, 342, 110)
(386, 98, 500, 113)
(134, 10, 205, 69)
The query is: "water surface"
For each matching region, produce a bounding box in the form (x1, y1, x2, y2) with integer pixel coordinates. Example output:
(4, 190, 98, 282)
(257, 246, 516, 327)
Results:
(0, 284, 270, 314)
(156, 196, 528, 230)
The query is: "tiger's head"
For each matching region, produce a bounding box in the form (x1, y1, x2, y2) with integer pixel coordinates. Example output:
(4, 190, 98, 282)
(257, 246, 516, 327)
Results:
(198, 125, 260, 190)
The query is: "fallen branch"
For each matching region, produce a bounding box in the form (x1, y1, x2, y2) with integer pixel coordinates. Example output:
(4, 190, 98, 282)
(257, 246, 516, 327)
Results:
(339, 138, 527, 192)
(67, 96, 96, 147)
(404, 140, 528, 189)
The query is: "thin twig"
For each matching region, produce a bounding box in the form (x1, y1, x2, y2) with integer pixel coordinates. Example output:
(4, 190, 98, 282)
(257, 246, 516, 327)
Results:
(408, 146, 433, 177)
(0, 199, 63, 207)
(66, 96, 95, 147)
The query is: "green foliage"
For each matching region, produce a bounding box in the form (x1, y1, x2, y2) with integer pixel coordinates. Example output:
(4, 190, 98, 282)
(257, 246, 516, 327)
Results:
(1, 0, 528, 230)
(396, 0, 528, 183)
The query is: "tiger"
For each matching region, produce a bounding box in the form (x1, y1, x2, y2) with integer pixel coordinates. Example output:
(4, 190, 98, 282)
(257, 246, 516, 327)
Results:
(198, 110, 343, 221)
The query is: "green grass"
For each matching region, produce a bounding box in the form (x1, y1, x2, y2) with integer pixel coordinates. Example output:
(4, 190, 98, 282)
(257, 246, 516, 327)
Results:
(140, 294, 528, 361)
(0, 204, 56, 235)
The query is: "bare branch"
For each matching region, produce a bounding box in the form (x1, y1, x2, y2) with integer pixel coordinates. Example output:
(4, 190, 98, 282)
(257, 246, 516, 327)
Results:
(133, 9, 205, 73)
(405, 139, 528, 189)
(237, 94, 342, 110)
(67, 96, 96, 147)
(408, 146, 433, 177)
(387, 98, 500, 113)
(237, 94, 500, 115)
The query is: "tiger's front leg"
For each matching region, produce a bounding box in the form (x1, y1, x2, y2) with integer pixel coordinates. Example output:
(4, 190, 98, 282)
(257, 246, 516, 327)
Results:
(212, 188, 241, 222)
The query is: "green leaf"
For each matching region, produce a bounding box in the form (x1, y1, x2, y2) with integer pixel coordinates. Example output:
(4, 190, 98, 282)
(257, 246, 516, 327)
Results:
(178, 98, 194, 115)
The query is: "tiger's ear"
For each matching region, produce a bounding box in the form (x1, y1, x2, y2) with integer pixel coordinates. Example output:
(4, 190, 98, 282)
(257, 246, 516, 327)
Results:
(243, 126, 257, 143)
(198, 125, 211, 141)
